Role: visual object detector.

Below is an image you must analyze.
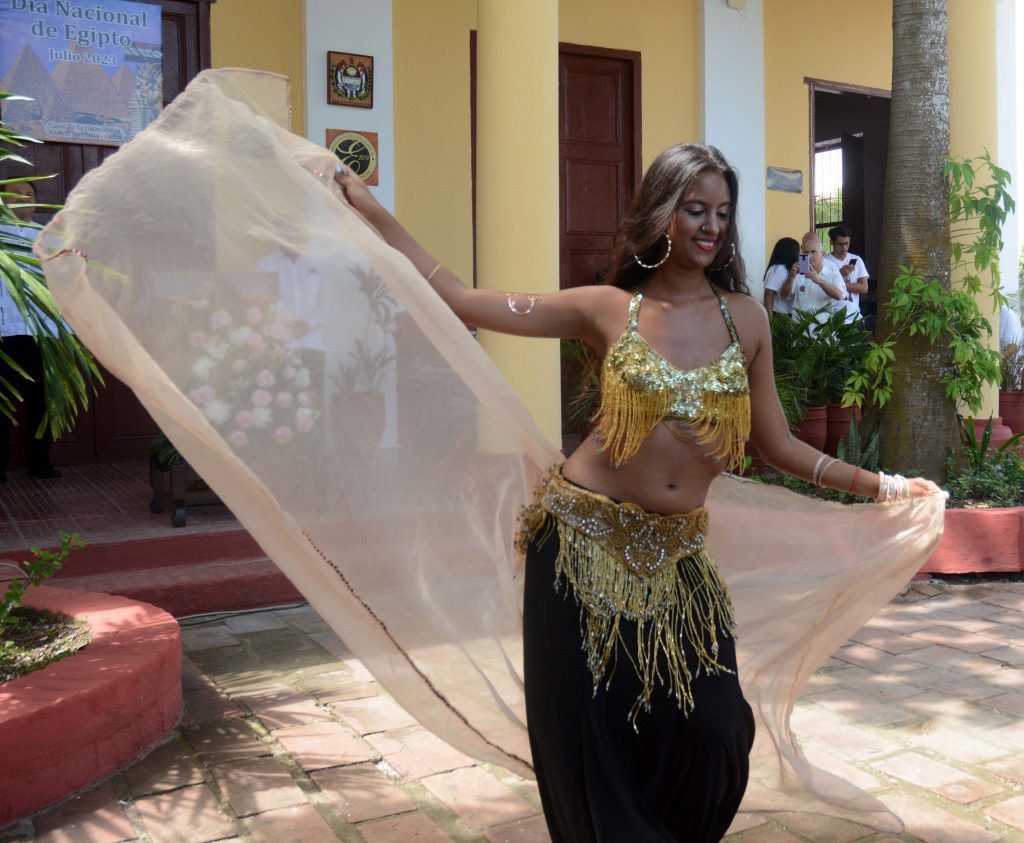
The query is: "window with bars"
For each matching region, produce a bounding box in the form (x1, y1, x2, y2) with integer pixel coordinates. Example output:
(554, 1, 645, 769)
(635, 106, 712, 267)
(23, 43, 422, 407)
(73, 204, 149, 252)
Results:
(814, 143, 843, 241)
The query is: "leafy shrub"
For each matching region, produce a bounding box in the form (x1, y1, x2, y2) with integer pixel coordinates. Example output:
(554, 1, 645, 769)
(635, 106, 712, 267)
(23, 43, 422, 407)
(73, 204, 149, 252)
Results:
(0, 533, 83, 638)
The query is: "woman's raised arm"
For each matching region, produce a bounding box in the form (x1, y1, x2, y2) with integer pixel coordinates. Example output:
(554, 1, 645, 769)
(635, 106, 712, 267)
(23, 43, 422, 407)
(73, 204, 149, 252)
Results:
(334, 164, 614, 346)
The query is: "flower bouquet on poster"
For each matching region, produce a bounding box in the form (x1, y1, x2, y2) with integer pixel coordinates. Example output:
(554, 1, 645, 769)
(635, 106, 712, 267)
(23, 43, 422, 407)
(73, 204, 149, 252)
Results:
(0, 0, 163, 146)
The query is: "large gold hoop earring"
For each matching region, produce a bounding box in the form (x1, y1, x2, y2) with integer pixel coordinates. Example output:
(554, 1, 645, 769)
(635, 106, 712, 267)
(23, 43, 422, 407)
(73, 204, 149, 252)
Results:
(633, 233, 672, 270)
(711, 242, 737, 270)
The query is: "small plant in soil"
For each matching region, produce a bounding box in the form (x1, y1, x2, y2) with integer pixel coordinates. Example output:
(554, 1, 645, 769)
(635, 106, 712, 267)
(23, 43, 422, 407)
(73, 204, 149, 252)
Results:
(1, 533, 89, 685)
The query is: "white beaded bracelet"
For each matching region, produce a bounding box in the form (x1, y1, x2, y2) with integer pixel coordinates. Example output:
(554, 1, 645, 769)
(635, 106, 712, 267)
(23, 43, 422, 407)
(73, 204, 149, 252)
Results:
(876, 471, 910, 504)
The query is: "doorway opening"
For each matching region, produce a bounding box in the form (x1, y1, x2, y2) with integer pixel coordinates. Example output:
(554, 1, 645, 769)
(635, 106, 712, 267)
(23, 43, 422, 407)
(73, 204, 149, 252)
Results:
(807, 78, 891, 328)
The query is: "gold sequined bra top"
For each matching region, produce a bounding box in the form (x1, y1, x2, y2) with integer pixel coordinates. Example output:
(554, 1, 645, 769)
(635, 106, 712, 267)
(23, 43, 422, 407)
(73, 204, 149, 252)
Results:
(593, 283, 751, 469)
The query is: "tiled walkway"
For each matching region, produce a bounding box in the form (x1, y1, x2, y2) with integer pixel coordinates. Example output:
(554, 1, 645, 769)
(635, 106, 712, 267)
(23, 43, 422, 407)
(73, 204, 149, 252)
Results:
(0, 461, 239, 552)
(6, 581, 1024, 842)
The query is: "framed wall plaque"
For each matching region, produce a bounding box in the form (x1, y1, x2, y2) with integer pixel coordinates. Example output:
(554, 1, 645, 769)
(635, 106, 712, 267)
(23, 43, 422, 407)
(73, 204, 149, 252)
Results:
(327, 129, 379, 186)
(328, 51, 374, 108)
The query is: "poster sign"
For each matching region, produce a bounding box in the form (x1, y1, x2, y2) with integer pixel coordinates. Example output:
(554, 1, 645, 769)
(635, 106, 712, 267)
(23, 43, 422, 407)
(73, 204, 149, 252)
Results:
(0, 0, 163, 146)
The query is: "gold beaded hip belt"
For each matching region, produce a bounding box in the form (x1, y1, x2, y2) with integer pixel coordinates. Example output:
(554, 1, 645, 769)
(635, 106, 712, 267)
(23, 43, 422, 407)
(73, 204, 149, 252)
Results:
(517, 466, 736, 728)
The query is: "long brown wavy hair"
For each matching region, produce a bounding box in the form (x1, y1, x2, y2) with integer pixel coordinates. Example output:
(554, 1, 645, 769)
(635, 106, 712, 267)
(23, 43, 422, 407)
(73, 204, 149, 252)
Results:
(604, 143, 749, 295)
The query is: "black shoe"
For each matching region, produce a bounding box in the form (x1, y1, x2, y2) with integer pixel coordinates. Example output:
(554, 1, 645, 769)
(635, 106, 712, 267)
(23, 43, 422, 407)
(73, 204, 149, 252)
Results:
(27, 466, 61, 479)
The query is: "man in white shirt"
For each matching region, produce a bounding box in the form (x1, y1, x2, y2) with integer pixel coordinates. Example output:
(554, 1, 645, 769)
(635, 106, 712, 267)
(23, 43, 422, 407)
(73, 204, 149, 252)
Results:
(791, 232, 845, 319)
(825, 225, 869, 323)
(0, 179, 60, 481)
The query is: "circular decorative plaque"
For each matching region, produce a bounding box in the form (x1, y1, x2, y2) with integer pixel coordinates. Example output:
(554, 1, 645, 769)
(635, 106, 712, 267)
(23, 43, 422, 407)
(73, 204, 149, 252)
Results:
(329, 131, 378, 182)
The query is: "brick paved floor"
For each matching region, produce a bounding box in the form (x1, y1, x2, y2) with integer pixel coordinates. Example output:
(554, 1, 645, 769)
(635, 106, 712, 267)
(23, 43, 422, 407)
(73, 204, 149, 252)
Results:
(5, 581, 1024, 842)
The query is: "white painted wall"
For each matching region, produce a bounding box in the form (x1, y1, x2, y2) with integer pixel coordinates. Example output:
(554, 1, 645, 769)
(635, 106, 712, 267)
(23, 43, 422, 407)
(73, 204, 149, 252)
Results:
(304, 0, 397, 446)
(303, 0, 394, 213)
(701, 0, 767, 299)
(997, 0, 1018, 294)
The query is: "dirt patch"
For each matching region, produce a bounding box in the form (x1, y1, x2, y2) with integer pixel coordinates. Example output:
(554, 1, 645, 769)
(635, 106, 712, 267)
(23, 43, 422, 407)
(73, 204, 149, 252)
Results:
(1, 608, 91, 685)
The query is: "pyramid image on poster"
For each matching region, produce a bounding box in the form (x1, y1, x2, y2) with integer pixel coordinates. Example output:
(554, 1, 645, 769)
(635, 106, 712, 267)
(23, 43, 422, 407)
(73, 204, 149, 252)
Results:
(113, 64, 136, 101)
(47, 45, 131, 142)
(0, 0, 163, 147)
(0, 46, 70, 138)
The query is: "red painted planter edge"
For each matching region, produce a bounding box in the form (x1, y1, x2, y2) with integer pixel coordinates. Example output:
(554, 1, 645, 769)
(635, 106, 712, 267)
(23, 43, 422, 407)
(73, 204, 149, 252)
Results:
(920, 506, 1024, 575)
(0, 586, 182, 824)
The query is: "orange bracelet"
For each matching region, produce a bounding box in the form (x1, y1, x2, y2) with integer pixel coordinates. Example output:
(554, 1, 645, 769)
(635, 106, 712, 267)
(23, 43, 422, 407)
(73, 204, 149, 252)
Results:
(849, 466, 861, 495)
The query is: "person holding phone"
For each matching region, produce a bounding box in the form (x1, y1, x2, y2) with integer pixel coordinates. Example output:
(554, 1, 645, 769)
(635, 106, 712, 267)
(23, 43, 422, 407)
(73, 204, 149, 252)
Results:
(790, 232, 844, 318)
(825, 225, 869, 322)
(762, 237, 800, 315)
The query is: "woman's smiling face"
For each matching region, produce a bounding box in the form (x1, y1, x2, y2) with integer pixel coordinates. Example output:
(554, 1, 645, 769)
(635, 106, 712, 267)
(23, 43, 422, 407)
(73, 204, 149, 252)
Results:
(669, 169, 731, 271)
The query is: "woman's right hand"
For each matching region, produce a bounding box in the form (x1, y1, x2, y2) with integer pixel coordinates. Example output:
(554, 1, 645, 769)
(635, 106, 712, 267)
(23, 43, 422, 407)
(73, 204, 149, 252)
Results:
(333, 163, 385, 221)
(788, 261, 800, 279)
(909, 477, 944, 498)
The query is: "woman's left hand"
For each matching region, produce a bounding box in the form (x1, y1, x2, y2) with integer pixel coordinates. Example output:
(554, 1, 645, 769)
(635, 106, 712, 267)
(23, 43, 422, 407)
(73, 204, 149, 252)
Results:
(333, 163, 385, 221)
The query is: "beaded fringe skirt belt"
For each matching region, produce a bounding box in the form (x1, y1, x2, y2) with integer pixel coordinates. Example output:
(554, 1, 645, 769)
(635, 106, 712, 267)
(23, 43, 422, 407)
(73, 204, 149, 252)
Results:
(517, 466, 738, 727)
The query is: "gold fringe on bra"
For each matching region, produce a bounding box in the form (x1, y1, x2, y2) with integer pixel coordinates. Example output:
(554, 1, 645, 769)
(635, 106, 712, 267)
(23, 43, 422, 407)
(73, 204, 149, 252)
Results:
(594, 362, 751, 471)
(518, 467, 736, 729)
(592, 360, 675, 467)
(667, 390, 752, 472)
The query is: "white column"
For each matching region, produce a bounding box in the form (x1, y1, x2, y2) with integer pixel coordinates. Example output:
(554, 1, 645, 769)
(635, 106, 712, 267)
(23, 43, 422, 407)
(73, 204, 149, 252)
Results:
(701, 0, 766, 297)
(997, 0, 1018, 294)
(303, 0, 395, 212)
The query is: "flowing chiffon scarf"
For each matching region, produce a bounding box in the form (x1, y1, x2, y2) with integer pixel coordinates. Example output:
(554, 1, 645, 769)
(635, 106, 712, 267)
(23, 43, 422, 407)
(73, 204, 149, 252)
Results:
(37, 69, 945, 831)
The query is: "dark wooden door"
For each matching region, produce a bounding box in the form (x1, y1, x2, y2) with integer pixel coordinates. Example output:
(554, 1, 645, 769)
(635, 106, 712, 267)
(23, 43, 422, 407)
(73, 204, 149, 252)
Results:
(3, 0, 214, 466)
(558, 44, 640, 446)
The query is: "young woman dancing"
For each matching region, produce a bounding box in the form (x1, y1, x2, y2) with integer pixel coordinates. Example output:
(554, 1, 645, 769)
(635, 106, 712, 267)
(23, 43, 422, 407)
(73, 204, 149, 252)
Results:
(332, 143, 940, 842)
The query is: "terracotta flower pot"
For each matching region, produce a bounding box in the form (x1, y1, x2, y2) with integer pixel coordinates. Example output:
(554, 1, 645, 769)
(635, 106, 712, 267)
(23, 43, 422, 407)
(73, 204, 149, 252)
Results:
(999, 391, 1024, 435)
(825, 403, 863, 457)
(794, 404, 827, 452)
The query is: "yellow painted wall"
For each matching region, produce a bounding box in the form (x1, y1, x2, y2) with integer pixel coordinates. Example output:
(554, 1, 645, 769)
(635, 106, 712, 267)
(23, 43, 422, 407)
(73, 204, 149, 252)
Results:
(392, 0, 701, 433)
(392, 0, 477, 289)
(559, 0, 701, 167)
(763, 0, 892, 258)
(210, 0, 306, 135)
(392, 0, 703, 295)
(948, 0, 1000, 414)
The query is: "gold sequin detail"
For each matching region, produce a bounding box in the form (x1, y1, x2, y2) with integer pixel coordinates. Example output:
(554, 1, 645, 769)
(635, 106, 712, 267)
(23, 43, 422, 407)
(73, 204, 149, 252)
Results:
(517, 466, 736, 729)
(593, 285, 750, 469)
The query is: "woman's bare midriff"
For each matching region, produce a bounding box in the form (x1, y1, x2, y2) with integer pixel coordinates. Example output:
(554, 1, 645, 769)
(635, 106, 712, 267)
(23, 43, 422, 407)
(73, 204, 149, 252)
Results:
(561, 422, 728, 515)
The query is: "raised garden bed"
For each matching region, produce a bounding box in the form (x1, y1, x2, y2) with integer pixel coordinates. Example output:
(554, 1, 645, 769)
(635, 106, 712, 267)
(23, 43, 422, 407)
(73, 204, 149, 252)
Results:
(0, 586, 182, 824)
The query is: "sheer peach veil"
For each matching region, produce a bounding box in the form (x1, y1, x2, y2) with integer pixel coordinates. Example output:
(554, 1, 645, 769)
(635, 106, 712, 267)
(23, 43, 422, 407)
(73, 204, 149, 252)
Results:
(38, 69, 944, 829)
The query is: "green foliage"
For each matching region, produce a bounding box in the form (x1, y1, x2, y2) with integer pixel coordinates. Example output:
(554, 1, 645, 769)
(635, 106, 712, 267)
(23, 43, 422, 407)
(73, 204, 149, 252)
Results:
(844, 152, 1012, 413)
(769, 308, 868, 424)
(333, 267, 397, 393)
(0, 93, 102, 436)
(0, 533, 84, 638)
(150, 431, 183, 469)
(946, 416, 1024, 507)
(561, 338, 601, 429)
(768, 311, 811, 427)
(1000, 344, 1024, 392)
(946, 152, 1015, 296)
(958, 415, 1024, 469)
(836, 415, 880, 472)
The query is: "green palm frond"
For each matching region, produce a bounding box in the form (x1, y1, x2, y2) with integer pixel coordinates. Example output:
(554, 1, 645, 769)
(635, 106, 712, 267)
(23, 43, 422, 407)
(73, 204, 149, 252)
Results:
(0, 95, 103, 436)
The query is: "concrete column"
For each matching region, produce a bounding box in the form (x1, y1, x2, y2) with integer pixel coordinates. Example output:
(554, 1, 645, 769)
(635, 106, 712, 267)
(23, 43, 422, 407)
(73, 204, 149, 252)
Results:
(701, 0, 766, 294)
(948, 0, 1000, 416)
(475, 0, 561, 445)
